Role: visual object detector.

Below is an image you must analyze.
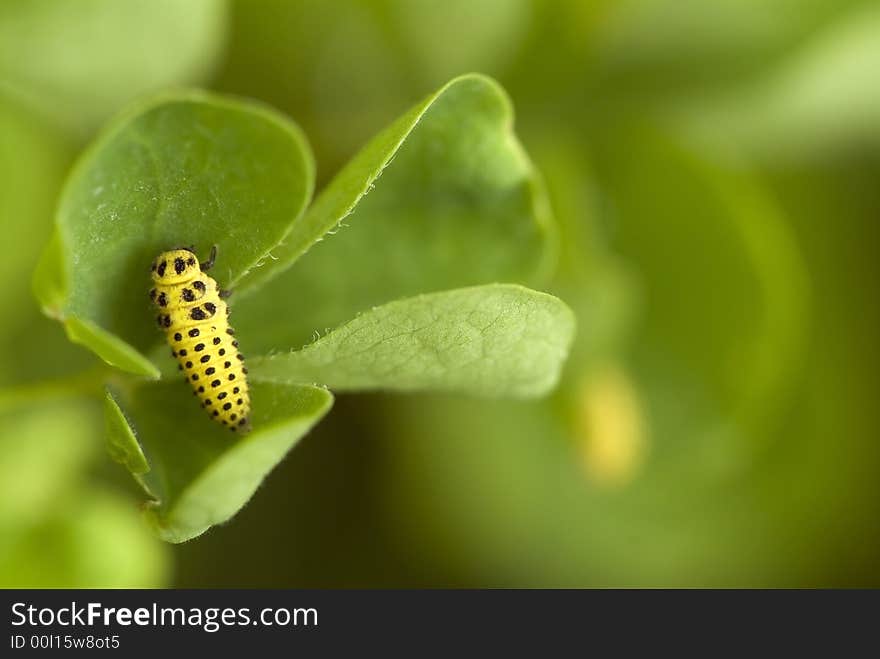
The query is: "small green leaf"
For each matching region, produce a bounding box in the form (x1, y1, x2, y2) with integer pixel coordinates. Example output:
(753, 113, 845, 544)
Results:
(106, 381, 333, 543)
(65, 317, 160, 379)
(103, 389, 149, 476)
(235, 74, 556, 353)
(250, 285, 575, 398)
(35, 90, 314, 374)
(0, 0, 227, 133)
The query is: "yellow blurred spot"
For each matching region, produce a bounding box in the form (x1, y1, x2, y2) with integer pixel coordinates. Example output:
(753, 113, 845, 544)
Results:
(575, 364, 647, 488)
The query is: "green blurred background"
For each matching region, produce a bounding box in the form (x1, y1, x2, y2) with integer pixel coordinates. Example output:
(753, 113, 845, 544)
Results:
(1, 0, 878, 587)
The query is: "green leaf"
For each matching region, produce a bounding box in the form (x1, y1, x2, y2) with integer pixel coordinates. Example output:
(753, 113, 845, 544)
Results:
(249, 284, 575, 398)
(0, 0, 228, 133)
(103, 390, 149, 476)
(105, 381, 333, 543)
(35, 90, 314, 375)
(65, 317, 159, 379)
(234, 74, 556, 353)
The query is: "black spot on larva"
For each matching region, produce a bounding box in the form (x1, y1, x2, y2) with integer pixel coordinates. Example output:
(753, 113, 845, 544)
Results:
(188, 328, 200, 338)
(212, 337, 221, 345)
(224, 361, 231, 368)
(204, 302, 216, 315)
(185, 361, 193, 368)
(149, 288, 156, 301)
(198, 386, 204, 393)
(233, 387, 240, 394)
(173, 332, 182, 342)
(226, 328, 234, 335)
(228, 373, 235, 381)
(217, 392, 227, 400)
(170, 349, 177, 358)
(221, 420, 228, 425)
(157, 261, 167, 277)
(193, 280, 205, 292)
(162, 315, 171, 328)
(187, 257, 196, 266)
(223, 402, 232, 411)
(178, 364, 183, 371)
(151, 262, 157, 272)
(236, 398, 243, 405)
(205, 399, 212, 405)
(211, 379, 221, 388)
(230, 414, 237, 421)
(242, 368, 248, 375)
(213, 411, 219, 417)
(190, 308, 206, 321)
(174, 257, 186, 275)
(232, 340, 239, 348)
(236, 354, 244, 361)
(191, 374, 198, 381)
(157, 292, 167, 307)
(182, 288, 195, 302)
(238, 418, 247, 426)
(179, 349, 187, 357)
(200, 355, 210, 364)
(194, 343, 205, 352)
(205, 367, 215, 375)
(218, 348, 226, 356)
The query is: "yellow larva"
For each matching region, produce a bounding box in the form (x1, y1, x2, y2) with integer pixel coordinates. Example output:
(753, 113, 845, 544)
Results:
(149, 246, 250, 432)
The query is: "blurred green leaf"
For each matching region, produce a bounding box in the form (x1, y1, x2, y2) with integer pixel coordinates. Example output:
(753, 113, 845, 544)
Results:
(106, 382, 333, 542)
(34, 91, 314, 374)
(590, 124, 807, 438)
(1, 488, 169, 588)
(374, 384, 877, 587)
(250, 285, 575, 398)
(587, 0, 861, 98)
(679, 3, 880, 158)
(0, 99, 69, 307)
(0, 0, 228, 134)
(0, 399, 97, 526)
(235, 73, 557, 352)
(0, 396, 168, 587)
(0, 97, 78, 386)
(390, 0, 529, 84)
(526, 135, 639, 369)
(30, 229, 66, 319)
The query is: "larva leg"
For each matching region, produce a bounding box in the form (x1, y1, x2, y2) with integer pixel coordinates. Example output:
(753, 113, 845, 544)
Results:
(201, 244, 218, 271)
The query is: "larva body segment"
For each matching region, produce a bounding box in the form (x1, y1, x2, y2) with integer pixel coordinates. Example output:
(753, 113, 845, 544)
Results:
(149, 248, 250, 432)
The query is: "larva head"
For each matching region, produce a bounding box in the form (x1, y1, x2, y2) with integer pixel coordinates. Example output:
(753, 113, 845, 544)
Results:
(151, 249, 200, 283)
